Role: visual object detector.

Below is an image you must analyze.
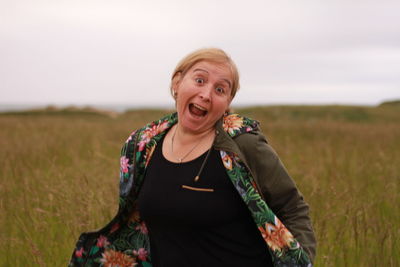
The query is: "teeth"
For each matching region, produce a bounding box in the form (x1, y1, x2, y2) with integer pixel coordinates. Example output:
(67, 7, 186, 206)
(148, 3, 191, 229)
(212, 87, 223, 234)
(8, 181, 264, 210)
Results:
(192, 103, 207, 111)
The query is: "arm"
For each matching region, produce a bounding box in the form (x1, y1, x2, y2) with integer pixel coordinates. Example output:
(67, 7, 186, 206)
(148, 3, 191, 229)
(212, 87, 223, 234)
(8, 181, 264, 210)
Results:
(235, 132, 317, 262)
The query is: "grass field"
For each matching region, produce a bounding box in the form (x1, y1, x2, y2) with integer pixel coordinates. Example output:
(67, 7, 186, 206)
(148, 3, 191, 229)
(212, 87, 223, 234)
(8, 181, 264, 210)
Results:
(1, 105, 399, 266)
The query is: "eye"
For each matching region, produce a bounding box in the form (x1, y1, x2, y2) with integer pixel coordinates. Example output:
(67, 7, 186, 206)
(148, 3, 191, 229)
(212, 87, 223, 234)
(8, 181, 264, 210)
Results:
(215, 87, 225, 94)
(195, 78, 204, 84)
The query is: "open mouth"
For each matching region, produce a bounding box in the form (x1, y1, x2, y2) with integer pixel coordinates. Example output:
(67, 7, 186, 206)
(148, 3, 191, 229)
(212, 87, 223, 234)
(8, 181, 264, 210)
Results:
(189, 103, 208, 117)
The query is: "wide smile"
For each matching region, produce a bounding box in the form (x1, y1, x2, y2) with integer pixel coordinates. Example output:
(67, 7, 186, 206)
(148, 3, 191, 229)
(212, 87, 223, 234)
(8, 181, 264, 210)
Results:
(188, 103, 208, 117)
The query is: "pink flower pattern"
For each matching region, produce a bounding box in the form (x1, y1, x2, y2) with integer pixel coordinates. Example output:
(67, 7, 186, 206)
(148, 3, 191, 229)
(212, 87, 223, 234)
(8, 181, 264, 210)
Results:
(138, 121, 169, 151)
(97, 235, 110, 248)
(135, 222, 148, 234)
(125, 130, 136, 143)
(120, 156, 129, 173)
(133, 248, 148, 261)
(75, 247, 84, 258)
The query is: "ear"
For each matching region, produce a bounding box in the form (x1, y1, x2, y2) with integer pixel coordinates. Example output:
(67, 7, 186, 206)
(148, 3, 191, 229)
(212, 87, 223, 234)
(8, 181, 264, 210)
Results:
(171, 72, 182, 92)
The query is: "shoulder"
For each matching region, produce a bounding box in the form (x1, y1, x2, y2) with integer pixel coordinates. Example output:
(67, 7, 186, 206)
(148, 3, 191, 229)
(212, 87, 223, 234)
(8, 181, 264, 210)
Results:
(222, 113, 260, 137)
(125, 113, 177, 143)
(220, 113, 281, 180)
(137, 113, 177, 136)
(222, 113, 277, 163)
(121, 112, 177, 157)
(234, 129, 280, 172)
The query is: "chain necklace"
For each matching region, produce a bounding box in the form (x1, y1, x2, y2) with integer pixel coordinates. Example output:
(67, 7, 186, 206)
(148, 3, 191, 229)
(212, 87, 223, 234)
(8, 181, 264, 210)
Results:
(171, 125, 208, 163)
(171, 125, 216, 183)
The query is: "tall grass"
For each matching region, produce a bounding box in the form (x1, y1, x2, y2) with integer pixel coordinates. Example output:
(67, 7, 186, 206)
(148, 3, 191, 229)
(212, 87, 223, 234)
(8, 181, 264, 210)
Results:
(0, 106, 399, 266)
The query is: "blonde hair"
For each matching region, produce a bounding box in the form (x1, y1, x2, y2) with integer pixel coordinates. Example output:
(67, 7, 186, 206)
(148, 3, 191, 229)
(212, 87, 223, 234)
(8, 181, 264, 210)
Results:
(170, 48, 240, 99)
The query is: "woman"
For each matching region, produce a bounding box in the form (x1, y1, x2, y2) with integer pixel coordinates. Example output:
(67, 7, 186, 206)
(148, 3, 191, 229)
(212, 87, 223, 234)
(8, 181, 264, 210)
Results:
(69, 48, 316, 267)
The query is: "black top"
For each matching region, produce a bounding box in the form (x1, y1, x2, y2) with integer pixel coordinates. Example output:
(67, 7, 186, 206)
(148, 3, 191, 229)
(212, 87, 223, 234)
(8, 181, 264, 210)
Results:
(138, 136, 272, 267)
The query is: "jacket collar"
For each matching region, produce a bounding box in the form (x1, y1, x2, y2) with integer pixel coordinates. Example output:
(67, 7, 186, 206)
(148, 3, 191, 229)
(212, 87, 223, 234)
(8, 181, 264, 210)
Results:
(146, 112, 260, 153)
(214, 113, 259, 153)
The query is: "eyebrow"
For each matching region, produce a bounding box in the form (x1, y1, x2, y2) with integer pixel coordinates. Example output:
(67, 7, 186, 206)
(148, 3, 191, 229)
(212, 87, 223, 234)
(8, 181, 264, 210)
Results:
(193, 68, 232, 89)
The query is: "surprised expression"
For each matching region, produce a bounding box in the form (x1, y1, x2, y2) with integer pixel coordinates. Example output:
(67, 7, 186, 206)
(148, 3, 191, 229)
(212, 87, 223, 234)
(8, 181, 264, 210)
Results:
(173, 61, 233, 135)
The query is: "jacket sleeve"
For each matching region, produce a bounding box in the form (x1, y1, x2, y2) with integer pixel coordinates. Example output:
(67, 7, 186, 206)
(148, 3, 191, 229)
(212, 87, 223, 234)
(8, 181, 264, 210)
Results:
(234, 131, 317, 262)
(119, 131, 137, 198)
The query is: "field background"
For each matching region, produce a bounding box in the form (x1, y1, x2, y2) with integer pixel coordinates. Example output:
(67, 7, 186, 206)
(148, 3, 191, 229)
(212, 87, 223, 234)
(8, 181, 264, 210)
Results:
(1, 105, 399, 266)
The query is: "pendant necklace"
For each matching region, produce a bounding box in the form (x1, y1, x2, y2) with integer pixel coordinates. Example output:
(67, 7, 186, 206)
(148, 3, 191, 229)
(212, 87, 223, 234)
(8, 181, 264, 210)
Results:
(171, 125, 214, 182)
(171, 125, 205, 163)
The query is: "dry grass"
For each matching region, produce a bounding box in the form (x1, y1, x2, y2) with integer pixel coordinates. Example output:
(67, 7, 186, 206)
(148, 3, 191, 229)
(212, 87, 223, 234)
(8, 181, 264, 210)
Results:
(0, 106, 399, 266)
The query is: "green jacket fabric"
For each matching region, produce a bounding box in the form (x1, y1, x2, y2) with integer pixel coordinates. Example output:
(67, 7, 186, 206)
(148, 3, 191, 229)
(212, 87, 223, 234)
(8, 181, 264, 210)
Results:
(69, 112, 316, 266)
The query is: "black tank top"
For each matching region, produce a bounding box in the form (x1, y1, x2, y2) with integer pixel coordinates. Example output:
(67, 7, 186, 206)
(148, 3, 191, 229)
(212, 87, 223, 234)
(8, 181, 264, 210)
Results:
(138, 136, 272, 267)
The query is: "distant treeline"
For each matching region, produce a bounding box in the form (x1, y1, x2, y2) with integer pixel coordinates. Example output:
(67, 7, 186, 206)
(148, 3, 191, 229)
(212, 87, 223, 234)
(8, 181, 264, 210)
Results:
(378, 99, 400, 107)
(1, 101, 399, 123)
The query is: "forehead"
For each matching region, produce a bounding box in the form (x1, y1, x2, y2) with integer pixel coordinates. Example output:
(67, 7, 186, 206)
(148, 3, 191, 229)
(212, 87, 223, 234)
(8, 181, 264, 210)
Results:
(188, 61, 233, 83)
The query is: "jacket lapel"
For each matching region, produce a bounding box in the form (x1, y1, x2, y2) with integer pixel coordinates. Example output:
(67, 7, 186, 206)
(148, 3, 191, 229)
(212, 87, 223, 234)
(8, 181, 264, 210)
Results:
(216, 114, 311, 266)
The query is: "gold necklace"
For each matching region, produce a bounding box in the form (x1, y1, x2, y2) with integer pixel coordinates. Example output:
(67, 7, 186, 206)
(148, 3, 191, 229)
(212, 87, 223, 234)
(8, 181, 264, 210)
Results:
(170, 125, 216, 183)
(171, 126, 208, 163)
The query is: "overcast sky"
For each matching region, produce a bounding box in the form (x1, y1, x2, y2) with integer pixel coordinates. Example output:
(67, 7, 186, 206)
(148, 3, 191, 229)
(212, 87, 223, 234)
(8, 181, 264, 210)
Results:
(1, 0, 399, 109)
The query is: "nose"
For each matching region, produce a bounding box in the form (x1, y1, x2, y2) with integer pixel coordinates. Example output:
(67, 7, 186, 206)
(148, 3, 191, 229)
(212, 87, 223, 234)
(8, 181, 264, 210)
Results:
(199, 86, 212, 102)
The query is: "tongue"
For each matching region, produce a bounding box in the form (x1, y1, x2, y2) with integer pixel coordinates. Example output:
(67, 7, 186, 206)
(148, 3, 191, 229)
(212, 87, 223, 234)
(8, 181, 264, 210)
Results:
(189, 104, 206, 116)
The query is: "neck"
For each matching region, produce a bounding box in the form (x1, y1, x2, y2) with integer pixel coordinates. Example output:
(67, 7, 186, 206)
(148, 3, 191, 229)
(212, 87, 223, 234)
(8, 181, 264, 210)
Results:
(174, 124, 215, 144)
(163, 122, 216, 164)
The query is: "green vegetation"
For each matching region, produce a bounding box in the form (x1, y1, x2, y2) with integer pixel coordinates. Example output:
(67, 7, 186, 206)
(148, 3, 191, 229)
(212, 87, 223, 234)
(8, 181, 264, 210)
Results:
(378, 99, 400, 107)
(1, 105, 399, 266)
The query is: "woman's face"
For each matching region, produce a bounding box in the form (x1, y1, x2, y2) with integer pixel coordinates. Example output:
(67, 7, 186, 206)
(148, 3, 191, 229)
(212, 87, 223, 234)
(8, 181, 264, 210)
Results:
(173, 61, 233, 135)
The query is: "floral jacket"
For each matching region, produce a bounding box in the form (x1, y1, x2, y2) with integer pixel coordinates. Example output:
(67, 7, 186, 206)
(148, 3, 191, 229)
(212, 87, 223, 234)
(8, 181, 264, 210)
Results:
(69, 113, 315, 267)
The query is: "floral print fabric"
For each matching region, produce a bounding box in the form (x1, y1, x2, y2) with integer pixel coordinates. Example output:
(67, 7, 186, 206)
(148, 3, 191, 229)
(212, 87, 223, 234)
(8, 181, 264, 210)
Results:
(221, 150, 311, 265)
(69, 113, 311, 267)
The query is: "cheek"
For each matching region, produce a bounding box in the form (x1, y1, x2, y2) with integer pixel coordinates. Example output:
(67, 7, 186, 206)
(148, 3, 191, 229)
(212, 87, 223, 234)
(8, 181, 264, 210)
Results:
(175, 94, 188, 112)
(221, 97, 231, 110)
(175, 83, 190, 99)
(212, 101, 230, 117)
